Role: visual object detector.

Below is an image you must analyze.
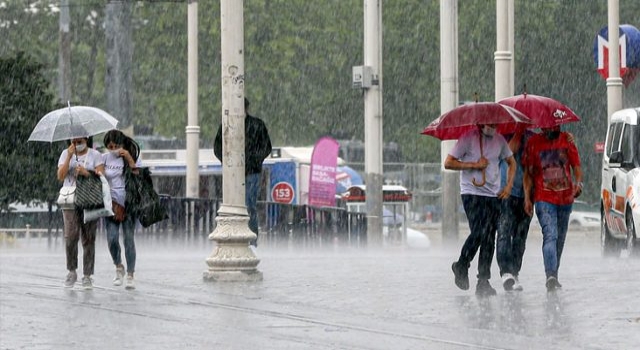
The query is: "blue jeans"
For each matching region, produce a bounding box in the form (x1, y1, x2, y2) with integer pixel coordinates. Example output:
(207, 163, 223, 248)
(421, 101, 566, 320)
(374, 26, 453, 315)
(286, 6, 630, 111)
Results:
(458, 194, 501, 280)
(245, 173, 260, 237)
(496, 196, 531, 277)
(535, 201, 572, 278)
(105, 214, 136, 274)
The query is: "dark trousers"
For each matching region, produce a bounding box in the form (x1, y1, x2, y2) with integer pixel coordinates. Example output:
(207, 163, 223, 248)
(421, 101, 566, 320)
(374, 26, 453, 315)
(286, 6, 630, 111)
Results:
(458, 194, 501, 280)
(63, 209, 97, 276)
(496, 196, 531, 277)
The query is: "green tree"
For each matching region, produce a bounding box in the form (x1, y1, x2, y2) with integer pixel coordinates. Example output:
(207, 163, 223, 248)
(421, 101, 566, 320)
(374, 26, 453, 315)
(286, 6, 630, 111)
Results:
(3, 0, 640, 204)
(0, 52, 61, 211)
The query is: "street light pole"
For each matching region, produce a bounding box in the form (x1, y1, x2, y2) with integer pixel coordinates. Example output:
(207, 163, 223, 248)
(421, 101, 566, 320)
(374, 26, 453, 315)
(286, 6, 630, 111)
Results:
(607, 0, 623, 123)
(508, 0, 515, 96)
(58, 0, 71, 102)
(186, 0, 200, 199)
(440, 0, 459, 245)
(494, 0, 511, 101)
(204, 0, 262, 282)
(495, 0, 512, 101)
(364, 0, 384, 246)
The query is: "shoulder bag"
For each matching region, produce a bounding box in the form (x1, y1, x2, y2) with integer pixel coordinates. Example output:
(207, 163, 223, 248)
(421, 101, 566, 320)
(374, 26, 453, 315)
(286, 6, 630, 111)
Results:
(76, 170, 105, 210)
(56, 155, 88, 210)
(57, 186, 76, 210)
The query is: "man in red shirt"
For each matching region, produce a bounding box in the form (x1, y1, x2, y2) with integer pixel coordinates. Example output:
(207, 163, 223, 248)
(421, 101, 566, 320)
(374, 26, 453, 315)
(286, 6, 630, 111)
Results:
(523, 125, 582, 291)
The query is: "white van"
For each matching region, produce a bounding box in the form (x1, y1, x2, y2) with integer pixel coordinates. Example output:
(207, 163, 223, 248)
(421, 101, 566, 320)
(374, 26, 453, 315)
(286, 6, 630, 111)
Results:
(600, 107, 640, 257)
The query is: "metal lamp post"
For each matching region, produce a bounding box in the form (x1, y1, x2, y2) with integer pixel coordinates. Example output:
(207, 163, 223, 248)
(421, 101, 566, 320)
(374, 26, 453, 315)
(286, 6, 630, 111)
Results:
(607, 0, 623, 122)
(204, 0, 262, 282)
(440, 0, 459, 245)
(363, 0, 384, 246)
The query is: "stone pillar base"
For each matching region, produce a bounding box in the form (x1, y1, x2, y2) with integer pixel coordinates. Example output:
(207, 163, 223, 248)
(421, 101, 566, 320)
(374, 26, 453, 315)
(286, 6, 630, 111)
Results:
(203, 215, 262, 282)
(203, 269, 263, 282)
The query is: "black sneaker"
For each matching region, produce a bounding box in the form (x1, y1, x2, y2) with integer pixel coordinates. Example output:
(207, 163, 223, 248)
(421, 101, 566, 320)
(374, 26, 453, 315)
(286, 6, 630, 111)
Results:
(475, 279, 497, 297)
(451, 262, 469, 290)
(546, 276, 562, 291)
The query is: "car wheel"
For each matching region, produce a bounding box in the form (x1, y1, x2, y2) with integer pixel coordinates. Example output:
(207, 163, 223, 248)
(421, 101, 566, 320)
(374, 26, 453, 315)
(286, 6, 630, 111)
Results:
(601, 207, 622, 258)
(626, 208, 639, 258)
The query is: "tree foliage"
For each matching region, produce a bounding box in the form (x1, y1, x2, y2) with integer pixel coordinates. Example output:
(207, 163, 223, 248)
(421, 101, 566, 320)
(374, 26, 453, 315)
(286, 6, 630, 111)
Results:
(2, 1, 640, 203)
(0, 52, 61, 210)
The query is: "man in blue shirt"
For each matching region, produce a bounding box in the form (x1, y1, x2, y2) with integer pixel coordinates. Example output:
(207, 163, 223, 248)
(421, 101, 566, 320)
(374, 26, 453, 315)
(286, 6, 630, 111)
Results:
(496, 127, 534, 291)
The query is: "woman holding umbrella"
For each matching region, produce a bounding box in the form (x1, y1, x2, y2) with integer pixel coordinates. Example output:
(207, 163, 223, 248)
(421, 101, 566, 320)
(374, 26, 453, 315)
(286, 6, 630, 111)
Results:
(57, 136, 105, 289)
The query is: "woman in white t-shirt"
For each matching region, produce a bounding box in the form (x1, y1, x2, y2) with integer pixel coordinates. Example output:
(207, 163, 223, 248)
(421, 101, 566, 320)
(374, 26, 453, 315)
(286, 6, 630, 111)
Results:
(57, 136, 105, 290)
(102, 130, 141, 290)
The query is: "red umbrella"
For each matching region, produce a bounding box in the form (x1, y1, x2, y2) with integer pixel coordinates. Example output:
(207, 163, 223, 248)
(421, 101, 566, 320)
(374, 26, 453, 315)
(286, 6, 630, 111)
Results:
(498, 93, 580, 128)
(421, 102, 533, 140)
(421, 102, 533, 187)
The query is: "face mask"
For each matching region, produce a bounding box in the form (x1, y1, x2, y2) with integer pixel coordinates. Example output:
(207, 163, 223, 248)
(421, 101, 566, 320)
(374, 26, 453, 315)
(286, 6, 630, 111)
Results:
(481, 125, 496, 137)
(75, 143, 87, 152)
(110, 149, 121, 157)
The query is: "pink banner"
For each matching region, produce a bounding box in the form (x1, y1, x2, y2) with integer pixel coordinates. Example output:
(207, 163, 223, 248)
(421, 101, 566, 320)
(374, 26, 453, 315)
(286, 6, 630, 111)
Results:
(308, 136, 340, 207)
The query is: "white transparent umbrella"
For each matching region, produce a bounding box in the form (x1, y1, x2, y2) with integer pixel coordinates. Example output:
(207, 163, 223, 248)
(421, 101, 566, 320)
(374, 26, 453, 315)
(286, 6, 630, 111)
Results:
(28, 104, 119, 142)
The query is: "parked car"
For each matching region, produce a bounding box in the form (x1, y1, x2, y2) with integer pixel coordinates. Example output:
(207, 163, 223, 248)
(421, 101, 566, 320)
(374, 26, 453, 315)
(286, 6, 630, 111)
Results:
(568, 201, 600, 227)
(600, 107, 640, 258)
(530, 200, 600, 228)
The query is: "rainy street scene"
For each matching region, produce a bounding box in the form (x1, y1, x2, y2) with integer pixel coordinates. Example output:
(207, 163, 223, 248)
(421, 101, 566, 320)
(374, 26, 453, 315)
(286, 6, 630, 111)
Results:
(2, 1, 640, 349)
(0, 229, 638, 349)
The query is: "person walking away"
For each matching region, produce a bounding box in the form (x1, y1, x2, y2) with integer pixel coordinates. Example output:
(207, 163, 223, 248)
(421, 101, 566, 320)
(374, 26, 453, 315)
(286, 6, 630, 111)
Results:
(102, 130, 141, 290)
(58, 137, 105, 289)
(214, 98, 272, 247)
(523, 125, 582, 292)
(496, 126, 534, 291)
(445, 124, 516, 296)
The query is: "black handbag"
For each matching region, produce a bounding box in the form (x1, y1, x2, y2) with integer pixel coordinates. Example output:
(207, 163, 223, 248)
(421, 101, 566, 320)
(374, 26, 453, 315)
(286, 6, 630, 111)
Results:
(125, 166, 168, 227)
(75, 171, 104, 210)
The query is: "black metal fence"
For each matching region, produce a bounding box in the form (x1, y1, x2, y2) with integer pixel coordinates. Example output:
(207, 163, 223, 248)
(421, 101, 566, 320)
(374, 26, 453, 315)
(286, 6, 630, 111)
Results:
(260, 202, 367, 248)
(2, 197, 369, 246)
(139, 197, 368, 246)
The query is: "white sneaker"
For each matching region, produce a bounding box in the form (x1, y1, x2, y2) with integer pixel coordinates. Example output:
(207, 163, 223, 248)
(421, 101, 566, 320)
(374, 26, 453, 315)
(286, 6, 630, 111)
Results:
(502, 273, 516, 291)
(81, 276, 93, 290)
(113, 267, 125, 286)
(64, 271, 77, 288)
(512, 276, 524, 291)
(125, 275, 135, 290)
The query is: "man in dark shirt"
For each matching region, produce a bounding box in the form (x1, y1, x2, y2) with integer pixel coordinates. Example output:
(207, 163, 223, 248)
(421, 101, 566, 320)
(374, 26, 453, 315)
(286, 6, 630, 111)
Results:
(214, 98, 272, 246)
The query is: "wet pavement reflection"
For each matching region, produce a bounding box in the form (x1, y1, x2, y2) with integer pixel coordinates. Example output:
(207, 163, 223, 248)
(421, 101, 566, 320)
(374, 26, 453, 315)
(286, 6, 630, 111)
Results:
(1, 229, 638, 349)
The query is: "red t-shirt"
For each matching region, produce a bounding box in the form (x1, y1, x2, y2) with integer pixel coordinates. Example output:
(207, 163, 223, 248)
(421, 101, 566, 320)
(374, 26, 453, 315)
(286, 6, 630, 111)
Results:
(522, 132, 580, 205)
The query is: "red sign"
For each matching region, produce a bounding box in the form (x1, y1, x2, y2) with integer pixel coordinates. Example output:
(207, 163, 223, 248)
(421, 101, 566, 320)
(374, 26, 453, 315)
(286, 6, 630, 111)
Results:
(271, 182, 294, 204)
(341, 186, 412, 203)
(594, 141, 605, 154)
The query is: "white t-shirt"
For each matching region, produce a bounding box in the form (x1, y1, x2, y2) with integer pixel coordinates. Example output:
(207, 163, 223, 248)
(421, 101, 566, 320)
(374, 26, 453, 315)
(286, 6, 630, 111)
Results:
(58, 149, 104, 187)
(102, 151, 142, 207)
(449, 129, 513, 197)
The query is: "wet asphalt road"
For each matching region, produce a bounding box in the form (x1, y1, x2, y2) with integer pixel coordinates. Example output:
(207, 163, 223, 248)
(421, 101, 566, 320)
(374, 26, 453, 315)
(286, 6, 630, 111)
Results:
(1, 228, 639, 350)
